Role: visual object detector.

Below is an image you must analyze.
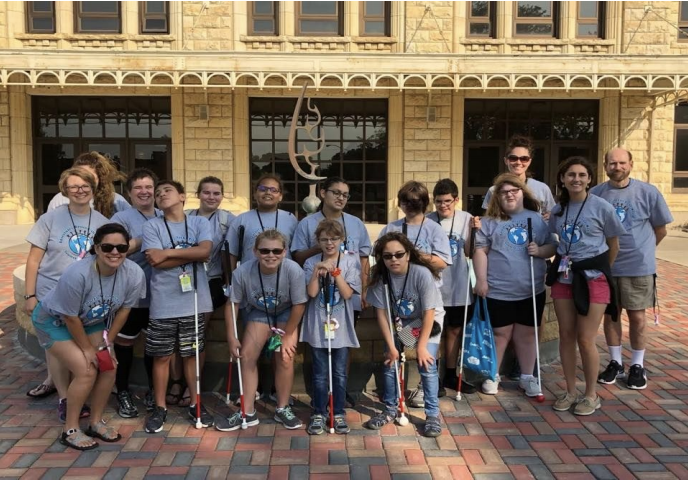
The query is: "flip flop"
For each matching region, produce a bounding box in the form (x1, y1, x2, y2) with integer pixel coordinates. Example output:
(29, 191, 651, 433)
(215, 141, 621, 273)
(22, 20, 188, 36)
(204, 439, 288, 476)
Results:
(26, 383, 57, 399)
(85, 421, 122, 443)
(60, 430, 99, 451)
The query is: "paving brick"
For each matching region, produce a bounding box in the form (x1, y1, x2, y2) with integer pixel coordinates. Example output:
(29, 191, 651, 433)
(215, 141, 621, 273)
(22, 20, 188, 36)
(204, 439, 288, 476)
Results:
(40, 467, 67, 480)
(288, 465, 309, 480)
(231, 451, 252, 466)
(228, 465, 270, 476)
(11, 454, 40, 469)
(186, 466, 209, 479)
(390, 474, 431, 480)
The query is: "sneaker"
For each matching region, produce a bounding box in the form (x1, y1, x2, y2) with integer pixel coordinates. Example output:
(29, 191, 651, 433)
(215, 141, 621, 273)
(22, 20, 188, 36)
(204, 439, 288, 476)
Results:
(443, 372, 458, 390)
(408, 386, 425, 408)
(145, 406, 167, 433)
(553, 392, 578, 412)
(333, 415, 350, 434)
(188, 404, 214, 428)
(307, 414, 326, 435)
(117, 390, 139, 418)
(58, 398, 67, 423)
(274, 406, 302, 430)
(598, 360, 625, 385)
(269, 388, 295, 406)
(459, 381, 478, 395)
(438, 384, 447, 398)
(518, 377, 541, 398)
(424, 415, 442, 438)
(215, 411, 259, 432)
(573, 395, 601, 416)
(482, 376, 501, 395)
(366, 411, 396, 430)
(627, 364, 648, 390)
(508, 359, 522, 381)
(345, 392, 356, 409)
(144, 390, 155, 412)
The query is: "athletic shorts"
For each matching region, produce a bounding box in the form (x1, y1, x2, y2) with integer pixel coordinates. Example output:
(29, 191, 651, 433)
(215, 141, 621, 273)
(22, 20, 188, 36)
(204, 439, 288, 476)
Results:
(117, 307, 149, 340)
(32, 302, 105, 350)
(614, 275, 654, 311)
(443, 305, 474, 328)
(550, 274, 610, 305)
(486, 292, 546, 329)
(208, 277, 228, 311)
(145, 314, 206, 358)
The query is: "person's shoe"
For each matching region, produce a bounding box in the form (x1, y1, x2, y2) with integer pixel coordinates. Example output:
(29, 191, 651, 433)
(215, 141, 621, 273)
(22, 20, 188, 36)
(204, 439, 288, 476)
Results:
(481, 376, 501, 395)
(598, 360, 625, 385)
(508, 359, 522, 381)
(333, 415, 350, 435)
(438, 384, 447, 398)
(573, 395, 601, 416)
(145, 406, 167, 433)
(269, 388, 295, 406)
(553, 392, 578, 412)
(307, 414, 326, 435)
(366, 411, 396, 430)
(345, 392, 356, 409)
(518, 377, 541, 398)
(117, 390, 139, 418)
(627, 364, 648, 390)
(274, 406, 302, 430)
(188, 404, 214, 428)
(459, 381, 478, 395)
(58, 398, 67, 423)
(215, 411, 259, 432)
(408, 386, 425, 408)
(144, 390, 155, 412)
(424, 415, 442, 438)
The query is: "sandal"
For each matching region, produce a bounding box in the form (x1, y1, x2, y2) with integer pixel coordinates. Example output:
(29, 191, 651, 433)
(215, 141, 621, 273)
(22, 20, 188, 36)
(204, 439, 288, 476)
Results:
(60, 429, 99, 451)
(85, 420, 121, 443)
(178, 387, 192, 408)
(165, 379, 186, 406)
(27, 383, 57, 399)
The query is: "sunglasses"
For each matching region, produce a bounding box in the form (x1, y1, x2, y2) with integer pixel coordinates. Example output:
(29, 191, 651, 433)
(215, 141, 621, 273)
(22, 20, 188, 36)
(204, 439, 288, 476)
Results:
(381, 252, 407, 260)
(506, 155, 531, 163)
(100, 243, 128, 254)
(258, 248, 285, 255)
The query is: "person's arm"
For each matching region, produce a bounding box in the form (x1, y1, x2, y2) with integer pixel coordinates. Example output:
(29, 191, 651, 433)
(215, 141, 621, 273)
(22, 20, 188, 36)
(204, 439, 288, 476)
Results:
(146, 240, 212, 269)
(281, 303, 306, 361)
(63, 315, 98, 370)
(416, 308, 436, 370)
(527, 242, 556, 259)
(463, 217, 481, 258)
(293, 246, 321, 267)
(229, 254, 238, 273)
(24, 245, 46, 314)
(333, 269, 354, 301)
(473, 247, 489, 297)
(127, 237, 143, 255)
(654, 225, 667, 246)
(360, 256, 370, 308)
(606, 237, 620, 266)
(376, 307, 399, 366)
(422, 253, 447, 270)
(307, 268, 322, 298)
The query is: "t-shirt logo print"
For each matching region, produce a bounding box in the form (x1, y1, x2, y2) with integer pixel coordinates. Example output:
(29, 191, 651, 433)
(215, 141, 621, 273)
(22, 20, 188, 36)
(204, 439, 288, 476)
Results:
(561, 223, 582, 244)
(395, 298, 415, 317)
(507, 226, 528, 246)
(256, 292, 280, 310)
(449, 235, 464, 258)
(68, 230, 92, 260)
(611, 201, 630, 224)
(85, 296, 116, 322)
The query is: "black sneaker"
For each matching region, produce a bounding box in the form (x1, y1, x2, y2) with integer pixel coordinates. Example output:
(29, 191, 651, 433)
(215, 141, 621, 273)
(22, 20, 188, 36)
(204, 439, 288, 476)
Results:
(438, 384, 447, 398)
(274, 406, 302, 430)
(508, 359, 522, 381)
(627, 364, 648, 390)
(424, 415, 442, 438)
(307, 414, 326, 435)
(598, 360, 625, 385)
(333, 415, 350, 435)
(145, 406, 167, 433)
(188, 404, 214, 428)
(117, 390, 138, 418)
(459, 381, 478, 395)
(144, 390, 155, 412)
(215, 411, 259, 432)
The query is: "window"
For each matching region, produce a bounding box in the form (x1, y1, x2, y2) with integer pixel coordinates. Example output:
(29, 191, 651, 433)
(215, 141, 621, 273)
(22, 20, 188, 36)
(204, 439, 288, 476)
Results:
(680, 2, 688, 41)
(74, 1, 121, 33)
(140, 2, 169, 34)
(674, 103, 688, 190)
(467, 1, 496, 38)
(576, 2, 605, 38)
(296, 1, 343, 36)
(360, 1, 390, 36)
(249, 2, 279, 35)
(513, 1, 558, 37)
(26, 2, 55, 33)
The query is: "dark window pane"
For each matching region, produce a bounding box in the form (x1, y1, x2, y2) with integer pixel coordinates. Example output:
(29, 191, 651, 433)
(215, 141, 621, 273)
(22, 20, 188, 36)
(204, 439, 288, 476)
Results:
(81, 17, 120, 31)
(681, 2, 688, 21)
(145, 1, 165, 13)
(32, 17, 54, 31)
(676, 129, 688, 171)
(673, 177, 688, 188)
(578, 1, 597, 18)
(88, 144, 121, 171)
(299, 19, 339, 33)
(364, 21, 385, 35)
(530, 147, 545, 182)
(302, 2, 337, 15)
(466, 146, 500, 187)
(342, 121, 364, 140)
(134, 144, 168, 180)
(33, 1, 52, 12)
(144, 18, 167, 31)
(469, 23, 490, 35)
(251, 142, 273, 162)
(41, 144, 75, 185)
(253, 20, 275, 33)
(343, 162, 363, 181)
(81, 1, 118, 13)
(251, 118, 273, 139)
(471, 1, 489, 17)
(515, 23, 553, 35)
(577, 23, 598, 36)
(366, 162, 386, 181)
(254, 1, 274, 14)
(365, 1, 384, 16)
(517, 1, 552, 17)
(675, 104, 688, 124)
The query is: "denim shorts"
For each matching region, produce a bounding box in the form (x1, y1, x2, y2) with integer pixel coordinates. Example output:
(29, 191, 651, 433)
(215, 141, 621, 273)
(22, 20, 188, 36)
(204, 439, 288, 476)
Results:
(32, 302, 105, 349)
(241, 307, 291, 326)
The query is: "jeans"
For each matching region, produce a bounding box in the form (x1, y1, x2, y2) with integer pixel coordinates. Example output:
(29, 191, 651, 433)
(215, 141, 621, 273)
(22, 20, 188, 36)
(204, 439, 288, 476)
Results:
(383, 342, 440, 418)
(311, 346, 349, 417)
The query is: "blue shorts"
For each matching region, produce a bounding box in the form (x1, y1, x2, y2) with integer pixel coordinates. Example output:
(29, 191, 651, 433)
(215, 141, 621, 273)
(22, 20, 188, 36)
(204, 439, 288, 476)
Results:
(32, 302, 105, 349)
(241, 307, 291, 326)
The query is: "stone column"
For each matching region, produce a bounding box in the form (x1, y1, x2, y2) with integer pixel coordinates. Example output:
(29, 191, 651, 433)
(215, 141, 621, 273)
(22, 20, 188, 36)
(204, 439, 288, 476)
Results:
(498, 2, 512, 54)
(451, 91, 465, 208)
(387, 91, 403, 222)
(599, 92, 621, 180)
(560, 1, 576, 53)
(232, 90, 250, 212)
(8, 86, 34, 224)
(233, 1, 248, 51)
(55, 1, 73, 49)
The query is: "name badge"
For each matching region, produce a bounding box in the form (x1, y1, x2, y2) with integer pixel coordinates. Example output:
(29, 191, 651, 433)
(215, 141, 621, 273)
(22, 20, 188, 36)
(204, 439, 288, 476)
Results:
(179, 272, 192, 293)
(558, 255, 571, 279)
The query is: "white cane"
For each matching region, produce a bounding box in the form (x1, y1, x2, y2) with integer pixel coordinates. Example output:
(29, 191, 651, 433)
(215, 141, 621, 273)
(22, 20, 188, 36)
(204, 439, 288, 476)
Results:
(230, 301, 249, 429)
(383, 283, 409, 426)
(527, 218, 545, 403)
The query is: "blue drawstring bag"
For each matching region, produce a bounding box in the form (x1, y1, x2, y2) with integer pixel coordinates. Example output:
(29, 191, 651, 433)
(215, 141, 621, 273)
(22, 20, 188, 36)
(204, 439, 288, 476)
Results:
(462, 297, 498, 381)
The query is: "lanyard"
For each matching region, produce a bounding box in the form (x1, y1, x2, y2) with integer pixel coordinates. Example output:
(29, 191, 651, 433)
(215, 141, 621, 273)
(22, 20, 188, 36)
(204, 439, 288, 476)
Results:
(386, 264, 412, 320)
(563, 195, 589, 256)
(68, 207, 92, 259)
(402, 217, 425, 251)
(163, 215, 189, 271)
(433, 212, 455, 241)
(340, 214, 349, 252)
(137, 209, 155, 221)
(257, 263, 281, 329)
(96, 262, 118, 329)
(195, 209, 217, 223)
(256, 209, 278, 232)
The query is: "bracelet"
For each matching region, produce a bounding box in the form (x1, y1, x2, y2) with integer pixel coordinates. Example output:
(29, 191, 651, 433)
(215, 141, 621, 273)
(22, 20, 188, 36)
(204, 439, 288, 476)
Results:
(330, 268, 342, 277)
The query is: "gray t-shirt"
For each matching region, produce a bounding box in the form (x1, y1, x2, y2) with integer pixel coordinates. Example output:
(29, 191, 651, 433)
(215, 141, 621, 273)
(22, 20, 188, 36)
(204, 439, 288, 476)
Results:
(230, 258, 308, 323)
(590, 179, 673, 277)
(367, 264, 444, 345)
(300, 254, 361, 349)
(475, 210, 555, 301)
(226, 209, 298, 264)
(110, 207, 162, 308)
(482, 178, 556, 215)
(378, 218, 452, 266)
(48, 192, 131, 214)
(142, 215, 213, 319)
(426, 211, 473, 307)
(26, 205, 110, 299)
(548, 194, 627, 284)
(187, 209, 236, 279)
(37, 256, 146, 328)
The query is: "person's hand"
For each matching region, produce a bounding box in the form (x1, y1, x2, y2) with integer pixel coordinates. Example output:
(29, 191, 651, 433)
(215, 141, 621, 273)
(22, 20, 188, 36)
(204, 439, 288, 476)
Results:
(471, 216, 481, 230)
(228, 338, 242, 359)
(475, 279, 489, 298)
(384, 345, 400, 366)
(108, 349, 118, 368)
(416, 344, 435, 371)
(542, 211, 551, 221)
(361, 290, 369, 310)
(145, 249, 168, 267)
(315, 261, 332, 278)
(82, 347, 98, 372)
(24, 297, 38, 316)
(281, 331, 298, 361)
(527, 242, 540, 258)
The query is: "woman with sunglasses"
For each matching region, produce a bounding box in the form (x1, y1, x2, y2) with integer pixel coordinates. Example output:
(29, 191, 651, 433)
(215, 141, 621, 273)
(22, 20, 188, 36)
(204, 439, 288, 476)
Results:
(31, 223, 146, 450)
(25, 168, 110, 419)
(474, 174, 556, 397)
(366, 232, 444, 437)
(216, 229, 307, 432)
(301, 220, 361, 436)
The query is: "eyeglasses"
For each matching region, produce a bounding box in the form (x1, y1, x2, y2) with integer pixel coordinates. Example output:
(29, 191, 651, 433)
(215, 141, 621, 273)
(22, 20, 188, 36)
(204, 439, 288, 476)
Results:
(318, 237, 342, 244)
(434, 198, 456, 206)
(498, 188, 522, 198)
(257, 185, 280, 194)
(99, 243, 129, 254)
(326, 190, 350, 200)
(66, 185, 92, 193)
(506, 155, 532, 163)
(381, 252, 407, 260)
(257, 248, 285, 255)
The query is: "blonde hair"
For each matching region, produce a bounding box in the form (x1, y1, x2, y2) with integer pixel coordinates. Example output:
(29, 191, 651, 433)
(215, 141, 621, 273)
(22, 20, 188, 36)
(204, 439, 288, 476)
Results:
(254, 229, 287, 250)
(58, 168, 97, 197)
(485, 173, 540, 221)
(314, 219, 345, 240)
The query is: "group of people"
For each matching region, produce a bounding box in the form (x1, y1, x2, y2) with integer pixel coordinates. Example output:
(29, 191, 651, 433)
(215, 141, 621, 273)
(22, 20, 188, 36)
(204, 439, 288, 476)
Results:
(23, 135, 672, 450)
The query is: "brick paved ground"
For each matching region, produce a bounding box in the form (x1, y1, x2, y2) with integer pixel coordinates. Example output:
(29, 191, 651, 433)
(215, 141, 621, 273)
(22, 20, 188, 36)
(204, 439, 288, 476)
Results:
(1, 253, 687, 480)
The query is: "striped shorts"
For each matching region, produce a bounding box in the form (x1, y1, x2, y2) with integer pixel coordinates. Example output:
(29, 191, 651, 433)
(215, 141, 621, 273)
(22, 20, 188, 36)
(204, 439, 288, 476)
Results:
(145, 314, 206, 358)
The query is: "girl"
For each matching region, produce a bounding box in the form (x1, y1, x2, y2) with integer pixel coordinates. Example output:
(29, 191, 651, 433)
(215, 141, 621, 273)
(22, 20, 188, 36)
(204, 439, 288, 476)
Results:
(217, 229, 307, 431)
(366, 232, 445, 438)
(473, 174, 556, 397)
(302, 220, 361, 435)
(31, 223, 146, 450)
(548, 157, 625, 416)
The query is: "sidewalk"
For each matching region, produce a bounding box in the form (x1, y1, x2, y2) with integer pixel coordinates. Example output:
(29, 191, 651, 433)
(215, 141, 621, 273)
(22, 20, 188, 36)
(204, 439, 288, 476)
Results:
(1, 252, 688, 479)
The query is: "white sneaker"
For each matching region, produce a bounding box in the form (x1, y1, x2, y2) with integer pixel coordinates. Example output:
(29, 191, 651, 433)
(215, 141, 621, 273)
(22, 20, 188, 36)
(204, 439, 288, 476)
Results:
(519, 377, 541, 398)
(482, 376, 501, 395)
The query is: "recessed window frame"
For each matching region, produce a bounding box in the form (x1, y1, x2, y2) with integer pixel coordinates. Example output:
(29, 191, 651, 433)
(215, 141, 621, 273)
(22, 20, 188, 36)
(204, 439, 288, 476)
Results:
(680, 1, 688, 42)
(513, 1, 559, 38)
(359, 1, 391, 37)
(466, 1, 497, 38)
(576, 1, 605, 39)
(673, 103, 688, 192)
(139, 1, 169, 34)
(74, 1, 121, 34)
(26, 2, 56, 34)
(295, 1, 344, 36)
(248, 1, 279, 36)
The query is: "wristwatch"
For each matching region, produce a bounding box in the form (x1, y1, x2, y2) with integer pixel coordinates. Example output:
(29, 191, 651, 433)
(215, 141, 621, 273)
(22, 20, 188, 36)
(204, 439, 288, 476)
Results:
(23, 294, 36, 300)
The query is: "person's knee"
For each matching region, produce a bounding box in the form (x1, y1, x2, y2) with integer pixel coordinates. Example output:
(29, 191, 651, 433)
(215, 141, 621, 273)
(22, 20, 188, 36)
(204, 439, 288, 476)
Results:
(577, 332, 596, 351)
(154, 355, 172, 366)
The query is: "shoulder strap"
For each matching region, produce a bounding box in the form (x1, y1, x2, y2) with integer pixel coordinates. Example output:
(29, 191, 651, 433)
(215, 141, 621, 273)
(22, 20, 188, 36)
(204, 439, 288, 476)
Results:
(218, 209, 230, 237)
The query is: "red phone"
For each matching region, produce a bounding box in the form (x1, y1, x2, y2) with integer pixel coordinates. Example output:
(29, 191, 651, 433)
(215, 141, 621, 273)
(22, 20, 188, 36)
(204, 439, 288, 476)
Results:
(96, 349, 115, 371)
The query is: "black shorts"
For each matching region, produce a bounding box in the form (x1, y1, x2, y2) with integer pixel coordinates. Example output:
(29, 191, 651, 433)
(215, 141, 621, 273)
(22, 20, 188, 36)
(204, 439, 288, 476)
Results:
(145, 314, 206, 358)
(443, 305, 474, 328)
(209, 277, 227, 311)
(486, 292, 546, 329)
(117, 307, 149, 340)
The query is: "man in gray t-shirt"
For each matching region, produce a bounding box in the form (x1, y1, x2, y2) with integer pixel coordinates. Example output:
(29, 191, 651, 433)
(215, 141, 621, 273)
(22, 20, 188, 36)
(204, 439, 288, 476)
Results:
(591, 148, 673, 390)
